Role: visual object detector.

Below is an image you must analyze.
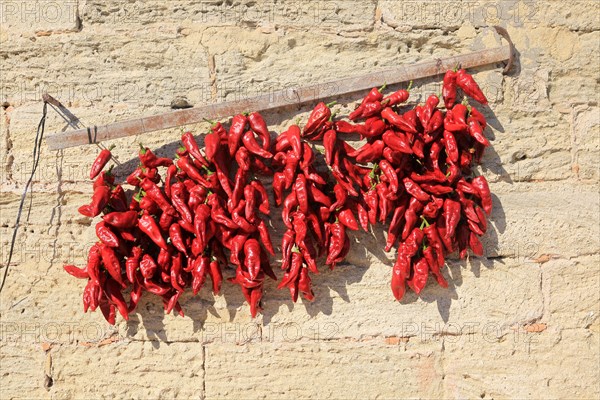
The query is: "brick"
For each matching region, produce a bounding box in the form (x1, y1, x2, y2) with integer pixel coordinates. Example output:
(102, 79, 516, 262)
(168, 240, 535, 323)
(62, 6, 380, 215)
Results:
(442, 328, 600, 399)
(542, 256, 600, 329)
(205, 340, 442, 399)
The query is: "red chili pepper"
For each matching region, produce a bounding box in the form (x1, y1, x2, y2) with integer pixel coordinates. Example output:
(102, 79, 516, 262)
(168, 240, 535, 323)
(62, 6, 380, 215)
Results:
(298, 266, 314, 301)
(443, 198, 461, 240)
(93, 168, 115, 190)
(467, 117, 490, 146)
(409, 257, 429, 294)
(138, 213, 168, 250)
(235, 147, 251, 171)
(230, 168, 248, 210)
(139, 254, 157, 279)
(99, 244, 126, 288)
(303, 102, 333, 137)
(85, 244, 102, 285)
(364, 188, 379, 225)
(102, 211, 138, 229)
(421, 95, 439, 127)
(244, 184, 257, 222)
(469, 106, 487, 129)
(213, 150, 234, 197)
(425, 110, 443, 137)
(352, 140, 385, 164)
(457, 223, 470, 259)
(273, 172, 286, 206)
(354, 86, 385, 117)
(423, 223, 446, 269)
(209, 199, 238, 230)
(435, 214, 454, 253)
(456, 69, 488, 104)
(63, 264, 89, 279)
(280, 229, 296, 272)
(334, 120, 368, 136)
(90, 146, 114, 179)
(139, 144, 173, 168)
(338, 208, 359, 231)
(282, 152, 299, 188)
(208, 258, 223, 295)
(79, 186, 111, 217)
(381, 108, 417, 133)
(176, 155, 211, 187)
(232, 201, 256, 233)
(363, 117, 386, 138)
(383, 84, 411, 106)
(420, 183, 453, 196)
(125, 246, 142, 284)
(411, 138, 425, 159)
(250, 180, 270, 215)
(404, 227, 425, 258)
(170, 183, 194, 225)
(308, 184, 332, 208)
(204, 131, 221, 162)
(376, 182, 393, 222)
(400, 197, 424, 240)
(169, 223, 188, 255)
(443, 130, 459, 163)
(403, 177, 430, 202)
(471, 176, 493, 215)
(325, 222, 346, 267)
(242, 131, 273, 159)
(248, 112, 271, 150)
(96, 221, 121, 248)
(281, 190, 298, 230)
(242, 239, 262, 280)
(182, 131, 208, 165)
(228, 114, 248, 156)
(294, 175, 309, 214)
(379, 160, 399, 194)
(442, 70, 457, 109)
(384, 204, 404, 252)
(391, 253, 410, 301)
(140, 179, 176, 216)
(104, 278, 129, 320)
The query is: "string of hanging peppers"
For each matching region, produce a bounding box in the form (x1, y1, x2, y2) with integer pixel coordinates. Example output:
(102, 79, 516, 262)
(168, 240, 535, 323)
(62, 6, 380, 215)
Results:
(64, 69, 493, 324)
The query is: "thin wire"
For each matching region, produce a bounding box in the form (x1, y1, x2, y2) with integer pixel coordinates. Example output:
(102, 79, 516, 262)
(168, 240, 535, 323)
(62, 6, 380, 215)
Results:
(0, 102, 48, 294)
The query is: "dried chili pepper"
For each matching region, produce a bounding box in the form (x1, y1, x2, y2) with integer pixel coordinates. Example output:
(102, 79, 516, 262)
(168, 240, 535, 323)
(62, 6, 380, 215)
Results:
(456, 69, 488, 104)
(90, 146, 114, 179)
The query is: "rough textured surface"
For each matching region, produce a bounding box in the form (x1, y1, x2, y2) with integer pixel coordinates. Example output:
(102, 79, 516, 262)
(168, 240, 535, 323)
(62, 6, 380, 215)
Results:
(1, 1, 599, 399)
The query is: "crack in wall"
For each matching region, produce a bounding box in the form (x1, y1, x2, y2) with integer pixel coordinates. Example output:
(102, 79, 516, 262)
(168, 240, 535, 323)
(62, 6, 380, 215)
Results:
(202, 345, 207, 399)
(46, 150, 65, 275)
(3, 109, 14, 183)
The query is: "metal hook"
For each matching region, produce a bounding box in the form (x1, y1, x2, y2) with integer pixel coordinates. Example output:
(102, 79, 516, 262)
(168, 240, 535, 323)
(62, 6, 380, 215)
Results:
(493, 26, 515, 74)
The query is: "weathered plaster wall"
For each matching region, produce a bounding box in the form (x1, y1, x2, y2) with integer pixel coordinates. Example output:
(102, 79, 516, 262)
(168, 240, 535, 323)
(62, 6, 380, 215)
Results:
(0, 1, 598, 399)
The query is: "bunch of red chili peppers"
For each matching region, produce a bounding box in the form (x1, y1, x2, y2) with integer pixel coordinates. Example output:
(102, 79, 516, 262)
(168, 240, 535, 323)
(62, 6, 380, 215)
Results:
(65, 68, 493, 323)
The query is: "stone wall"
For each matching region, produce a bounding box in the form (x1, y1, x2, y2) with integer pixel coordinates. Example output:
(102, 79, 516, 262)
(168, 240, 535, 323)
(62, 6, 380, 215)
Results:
(1, 1, 598, 399)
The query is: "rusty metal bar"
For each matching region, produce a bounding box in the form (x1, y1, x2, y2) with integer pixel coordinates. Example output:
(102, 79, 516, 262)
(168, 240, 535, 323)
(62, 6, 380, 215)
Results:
(46, 42, 512, 151)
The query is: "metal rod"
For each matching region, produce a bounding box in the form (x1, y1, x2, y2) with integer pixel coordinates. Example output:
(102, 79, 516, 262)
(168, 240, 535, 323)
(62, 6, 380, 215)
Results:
(46, 43, 512, 151)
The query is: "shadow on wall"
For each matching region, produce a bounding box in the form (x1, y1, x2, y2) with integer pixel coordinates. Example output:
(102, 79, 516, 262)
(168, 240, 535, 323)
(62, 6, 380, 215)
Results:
(42, 59, 518, 343)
